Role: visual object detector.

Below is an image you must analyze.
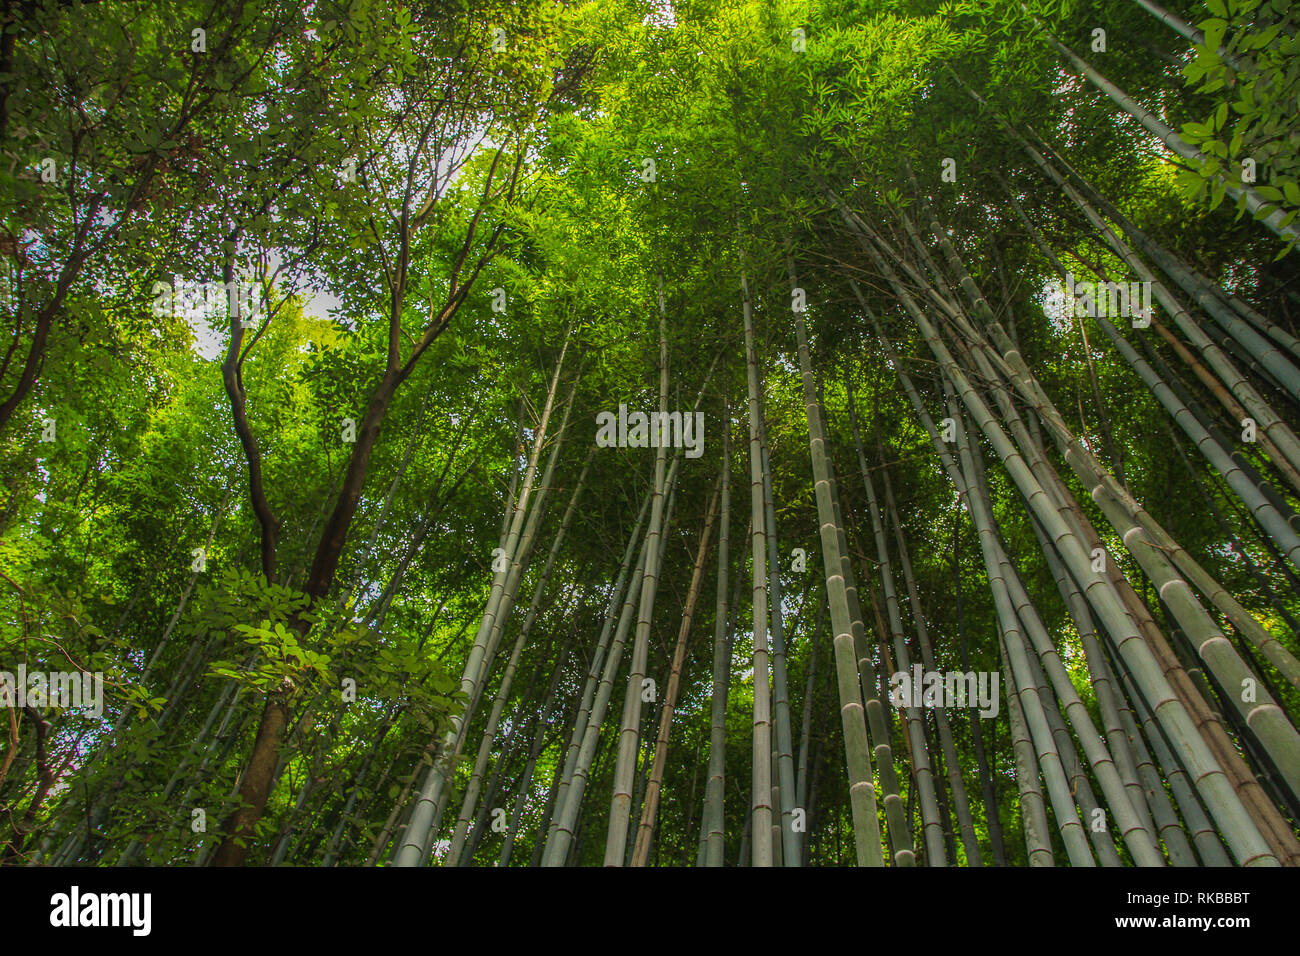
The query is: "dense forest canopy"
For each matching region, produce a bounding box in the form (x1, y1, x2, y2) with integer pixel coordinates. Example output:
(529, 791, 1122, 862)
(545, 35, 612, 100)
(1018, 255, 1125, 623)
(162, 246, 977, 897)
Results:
(1, 0, 1298, 869)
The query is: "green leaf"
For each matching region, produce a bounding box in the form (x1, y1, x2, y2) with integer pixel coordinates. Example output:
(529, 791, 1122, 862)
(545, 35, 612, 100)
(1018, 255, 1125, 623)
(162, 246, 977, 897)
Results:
(1210, 179, 1228, 210)
(1202, 18, 1228, 51)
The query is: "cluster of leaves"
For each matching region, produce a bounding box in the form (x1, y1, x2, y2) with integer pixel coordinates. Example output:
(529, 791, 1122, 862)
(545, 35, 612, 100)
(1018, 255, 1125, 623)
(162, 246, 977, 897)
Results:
(1178, 0, 1300, 252)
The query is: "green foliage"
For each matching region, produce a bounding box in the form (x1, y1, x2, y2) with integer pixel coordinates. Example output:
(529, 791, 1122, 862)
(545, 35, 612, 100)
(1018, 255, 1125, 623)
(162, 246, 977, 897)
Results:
(1, 0, 1296, 869)
(1178, 0, 1300, 253)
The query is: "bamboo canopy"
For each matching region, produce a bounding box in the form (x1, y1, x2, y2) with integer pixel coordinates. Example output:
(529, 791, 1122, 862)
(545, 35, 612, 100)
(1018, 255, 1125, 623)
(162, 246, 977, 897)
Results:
(3, 0, 1299, 871)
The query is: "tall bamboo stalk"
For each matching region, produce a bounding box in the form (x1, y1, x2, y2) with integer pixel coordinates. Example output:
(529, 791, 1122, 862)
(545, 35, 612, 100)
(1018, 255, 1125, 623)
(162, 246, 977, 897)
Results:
(740, 259, 775, 866)
(394, 334, 572, 867)
(630, 475, 722, 865)
(701, 418, 734, 867)
(788, 258, 884, 867)
(604, 290, 673, 866)
(882, 469, 983, 865)
(758, 394, 801, 865)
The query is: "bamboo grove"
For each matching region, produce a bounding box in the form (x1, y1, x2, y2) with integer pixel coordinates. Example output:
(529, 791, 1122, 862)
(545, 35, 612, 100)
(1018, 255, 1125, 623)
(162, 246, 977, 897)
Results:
(1, 0, 1299, 868)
